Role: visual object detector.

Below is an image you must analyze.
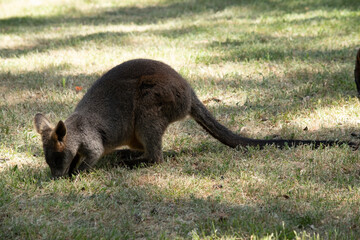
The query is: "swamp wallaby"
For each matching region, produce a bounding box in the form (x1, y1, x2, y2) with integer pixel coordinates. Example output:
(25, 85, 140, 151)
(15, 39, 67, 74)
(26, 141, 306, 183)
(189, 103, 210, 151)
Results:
(35, 59, 353, 178)
(355, 48, 360, 95)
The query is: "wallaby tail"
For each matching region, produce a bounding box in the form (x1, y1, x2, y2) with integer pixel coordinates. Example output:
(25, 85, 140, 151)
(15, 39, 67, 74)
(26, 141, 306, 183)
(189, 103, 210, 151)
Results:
(355, 48, 360, 95)
(190, 91, 354, 149)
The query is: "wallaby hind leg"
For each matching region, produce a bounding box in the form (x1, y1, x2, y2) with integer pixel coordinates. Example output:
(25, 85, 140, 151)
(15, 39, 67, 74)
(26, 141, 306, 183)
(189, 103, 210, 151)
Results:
(134, 117, 168, 164)
(136, 130, 164, 164)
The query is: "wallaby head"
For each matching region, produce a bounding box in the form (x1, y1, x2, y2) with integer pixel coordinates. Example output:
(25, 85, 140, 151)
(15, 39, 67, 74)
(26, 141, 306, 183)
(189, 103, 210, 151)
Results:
(34, 113, 79, 178)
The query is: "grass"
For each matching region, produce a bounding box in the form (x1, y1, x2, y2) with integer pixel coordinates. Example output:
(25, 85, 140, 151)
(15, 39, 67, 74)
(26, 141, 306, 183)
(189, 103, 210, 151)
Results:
(1, 0, 360, 239)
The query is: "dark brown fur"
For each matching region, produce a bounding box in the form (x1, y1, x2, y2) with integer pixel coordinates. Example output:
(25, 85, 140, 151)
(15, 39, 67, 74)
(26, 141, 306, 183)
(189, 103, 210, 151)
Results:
(355, 49, 360, 95)
(34, 59, 353, 178)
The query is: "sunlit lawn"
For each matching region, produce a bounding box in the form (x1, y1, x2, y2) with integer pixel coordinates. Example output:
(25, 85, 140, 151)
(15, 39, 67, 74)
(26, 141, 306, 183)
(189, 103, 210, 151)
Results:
(1, 0, 360, 239)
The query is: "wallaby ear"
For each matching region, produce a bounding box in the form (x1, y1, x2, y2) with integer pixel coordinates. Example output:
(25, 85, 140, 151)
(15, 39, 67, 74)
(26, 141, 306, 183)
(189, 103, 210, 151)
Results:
(34, 113, 53, 135)
(55, 120, 66, 142)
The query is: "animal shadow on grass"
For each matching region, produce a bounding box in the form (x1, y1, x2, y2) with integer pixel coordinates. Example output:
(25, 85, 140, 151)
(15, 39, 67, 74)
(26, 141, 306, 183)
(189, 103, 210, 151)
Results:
(96, 141, 241, 171)
(96, 149, 178, 170)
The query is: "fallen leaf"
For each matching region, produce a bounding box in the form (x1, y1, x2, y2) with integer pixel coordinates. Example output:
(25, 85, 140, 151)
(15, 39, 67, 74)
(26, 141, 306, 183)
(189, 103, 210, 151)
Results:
(75, 86, 83, 93)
